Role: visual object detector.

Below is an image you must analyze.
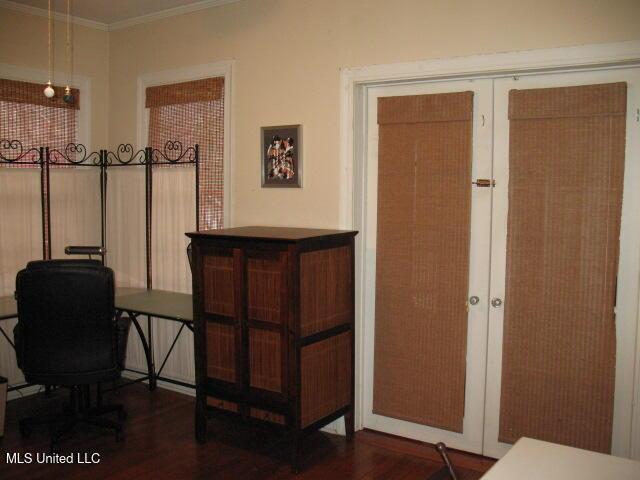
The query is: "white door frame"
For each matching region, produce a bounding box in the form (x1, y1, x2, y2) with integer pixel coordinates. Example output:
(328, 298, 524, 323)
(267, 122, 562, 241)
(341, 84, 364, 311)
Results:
(339, 40, 640, 460)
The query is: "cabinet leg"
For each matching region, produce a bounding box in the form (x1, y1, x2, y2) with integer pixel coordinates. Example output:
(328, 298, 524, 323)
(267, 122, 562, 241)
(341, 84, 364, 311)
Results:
(345, 408, 355, 442)
(195, 395, 207, 444)
(290, 433, 302, 474)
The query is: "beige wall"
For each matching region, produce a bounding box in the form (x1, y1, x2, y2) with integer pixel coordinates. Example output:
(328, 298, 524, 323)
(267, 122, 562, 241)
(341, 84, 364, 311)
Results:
(3, 0, 638, 228)
(108, 0, 640, 228)
(0, 7, 109, 148)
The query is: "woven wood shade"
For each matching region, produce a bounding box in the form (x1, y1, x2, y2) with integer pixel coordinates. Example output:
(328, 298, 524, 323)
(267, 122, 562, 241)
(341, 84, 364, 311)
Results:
(499, 82, 626, 453)
(373, 91, 473, 433)
(146, 77, 225, 230)
(1, 78, 80, 257)
(0, 78, 79, 109)
(145, 77, 224, 108)
(0, 79, 79, 166)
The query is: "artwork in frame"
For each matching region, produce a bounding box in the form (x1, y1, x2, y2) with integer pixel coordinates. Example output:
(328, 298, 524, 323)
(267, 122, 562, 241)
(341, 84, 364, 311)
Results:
(261, 125, 302, 188)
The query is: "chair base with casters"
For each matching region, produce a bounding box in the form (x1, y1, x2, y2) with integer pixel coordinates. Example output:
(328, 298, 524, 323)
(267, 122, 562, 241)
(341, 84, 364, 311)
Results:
(427, 442, 483, 480)
(19, 384, 126, 452)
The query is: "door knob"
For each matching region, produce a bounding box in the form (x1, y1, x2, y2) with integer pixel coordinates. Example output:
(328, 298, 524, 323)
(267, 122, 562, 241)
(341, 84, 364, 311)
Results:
(469, 296, 480, 305)
(491, 297, 503, 308)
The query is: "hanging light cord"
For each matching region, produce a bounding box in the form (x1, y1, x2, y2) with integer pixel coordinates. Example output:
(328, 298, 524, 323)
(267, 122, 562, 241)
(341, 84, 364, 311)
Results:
(47, 0, 52, 84)
(66, 0, 73, 81)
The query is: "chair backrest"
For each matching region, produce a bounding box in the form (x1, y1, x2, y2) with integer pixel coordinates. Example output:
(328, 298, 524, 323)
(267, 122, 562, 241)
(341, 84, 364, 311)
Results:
(15, 259, 118, 385)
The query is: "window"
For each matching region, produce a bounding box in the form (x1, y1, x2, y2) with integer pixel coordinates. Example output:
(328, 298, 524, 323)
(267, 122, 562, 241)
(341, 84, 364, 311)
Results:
(145, 77, 225, 230)
(0, 78, 79, 165)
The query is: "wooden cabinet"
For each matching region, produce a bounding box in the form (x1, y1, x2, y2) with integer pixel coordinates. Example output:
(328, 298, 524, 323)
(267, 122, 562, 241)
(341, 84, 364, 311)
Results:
(187, 226, 357, 471)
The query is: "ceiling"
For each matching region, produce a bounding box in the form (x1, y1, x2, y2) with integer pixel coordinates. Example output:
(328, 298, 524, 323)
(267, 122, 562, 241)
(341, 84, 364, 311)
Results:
(3, 0, 239, 28)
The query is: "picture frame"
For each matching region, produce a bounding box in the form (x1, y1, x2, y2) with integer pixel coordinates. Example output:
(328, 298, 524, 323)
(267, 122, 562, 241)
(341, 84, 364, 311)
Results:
(261, 124, 302, 188)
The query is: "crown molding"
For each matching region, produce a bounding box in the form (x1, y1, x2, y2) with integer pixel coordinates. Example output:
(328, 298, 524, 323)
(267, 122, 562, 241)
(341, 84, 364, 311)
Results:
(108, 0, 242, 31)
(0, 0, 242, 32)
(0, 0, 109, 30)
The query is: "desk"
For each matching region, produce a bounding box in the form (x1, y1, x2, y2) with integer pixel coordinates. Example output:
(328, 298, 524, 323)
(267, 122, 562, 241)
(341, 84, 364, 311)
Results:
(0, 288, 193, 392)
(114, 288, 192, 391)
(481, 438, 640, 480)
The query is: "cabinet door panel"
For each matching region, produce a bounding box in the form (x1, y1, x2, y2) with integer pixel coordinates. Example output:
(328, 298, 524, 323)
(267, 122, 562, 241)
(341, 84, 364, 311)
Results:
(203, 251, 235, 318)
(246, 251, 287, 396)
(206, 322, 236, 383)
(247, 252, 287, 325)
(248, 328, 283, 394)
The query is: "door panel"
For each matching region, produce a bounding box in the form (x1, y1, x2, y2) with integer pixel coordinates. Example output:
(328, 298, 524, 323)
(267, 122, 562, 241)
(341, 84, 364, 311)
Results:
(484, 69, 640, 458)
(500, 82, 625, 453)
(363, 79, 493, 453)
(373, 91, 473, 433)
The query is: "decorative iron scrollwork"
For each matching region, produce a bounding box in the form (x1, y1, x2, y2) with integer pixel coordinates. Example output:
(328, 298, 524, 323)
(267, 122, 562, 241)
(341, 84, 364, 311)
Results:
(0, 139, 41, 165)
(1, 139, 198, 167)
(49, 143, 101, 166)
(150, 140, 197, 165)
(106, 144, 146, 166)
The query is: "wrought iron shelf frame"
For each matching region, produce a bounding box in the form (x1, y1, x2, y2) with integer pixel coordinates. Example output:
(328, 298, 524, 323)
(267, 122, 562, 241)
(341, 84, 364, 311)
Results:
(1, 139, 200, 392)
(1, 139, 200, 274)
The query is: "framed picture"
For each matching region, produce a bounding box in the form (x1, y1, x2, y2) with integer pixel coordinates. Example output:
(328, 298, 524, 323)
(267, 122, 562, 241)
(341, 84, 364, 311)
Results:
(261, 125, 302, 188)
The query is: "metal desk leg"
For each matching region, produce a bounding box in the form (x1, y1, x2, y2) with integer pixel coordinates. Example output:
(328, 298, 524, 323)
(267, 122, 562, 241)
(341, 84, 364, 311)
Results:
(0, 324, 15, 349)
(147, 314, 156, 391)
(124, 311, 155, 391)
(156, 322, 187, 380)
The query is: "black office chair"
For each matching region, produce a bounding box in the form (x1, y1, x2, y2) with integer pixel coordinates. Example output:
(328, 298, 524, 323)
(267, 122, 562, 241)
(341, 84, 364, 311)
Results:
(14, 259, 126, 451)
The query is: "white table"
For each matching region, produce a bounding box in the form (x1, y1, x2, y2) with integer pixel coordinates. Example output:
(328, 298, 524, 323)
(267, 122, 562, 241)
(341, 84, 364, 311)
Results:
(482, 438, 640, 480)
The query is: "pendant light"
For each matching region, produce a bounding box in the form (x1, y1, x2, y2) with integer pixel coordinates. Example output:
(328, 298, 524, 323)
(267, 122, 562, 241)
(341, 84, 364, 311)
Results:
(63, 0, 74, 104)
(44, 0, 55, 98)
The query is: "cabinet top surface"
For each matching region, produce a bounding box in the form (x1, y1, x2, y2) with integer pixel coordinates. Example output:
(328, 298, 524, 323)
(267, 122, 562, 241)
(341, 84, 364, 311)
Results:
(186, 226, 358, 242)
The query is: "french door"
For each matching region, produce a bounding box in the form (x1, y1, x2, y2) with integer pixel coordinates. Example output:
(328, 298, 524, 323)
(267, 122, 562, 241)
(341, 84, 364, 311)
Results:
(362, 78, 493, 453)
(362, 67, 640, 458)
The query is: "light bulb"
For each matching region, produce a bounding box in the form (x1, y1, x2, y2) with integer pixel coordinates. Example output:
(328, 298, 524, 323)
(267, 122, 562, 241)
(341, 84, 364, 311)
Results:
(44, 82, 55, 98)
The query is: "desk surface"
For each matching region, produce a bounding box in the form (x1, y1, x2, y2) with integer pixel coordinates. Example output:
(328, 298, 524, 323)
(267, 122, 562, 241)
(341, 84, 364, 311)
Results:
(481, 438, 640, 480)
(115, 288, 192, 322)
(0, 288, 192, 323)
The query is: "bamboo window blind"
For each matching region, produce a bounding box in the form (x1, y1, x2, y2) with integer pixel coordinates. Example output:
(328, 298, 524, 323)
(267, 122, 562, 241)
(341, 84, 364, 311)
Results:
(0, 78, 80, 257)
(0, 78, 79, 166)
(499, 82, 627, 453)
(373, 91, 474, 433)
(146, 77, 225, 230)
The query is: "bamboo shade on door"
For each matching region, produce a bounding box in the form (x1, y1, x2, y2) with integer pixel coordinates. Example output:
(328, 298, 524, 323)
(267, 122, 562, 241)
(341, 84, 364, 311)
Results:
(499, 82, 627, 453)
(373, 91, 473, 432)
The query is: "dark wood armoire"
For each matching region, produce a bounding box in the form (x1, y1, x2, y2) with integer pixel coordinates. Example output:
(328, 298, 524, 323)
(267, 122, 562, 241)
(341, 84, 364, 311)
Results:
(186, 226, 358, 471)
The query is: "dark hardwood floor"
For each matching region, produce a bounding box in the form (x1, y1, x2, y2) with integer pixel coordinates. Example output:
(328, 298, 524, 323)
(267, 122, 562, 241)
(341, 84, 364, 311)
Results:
(0, 384, 491, 479)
